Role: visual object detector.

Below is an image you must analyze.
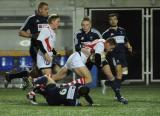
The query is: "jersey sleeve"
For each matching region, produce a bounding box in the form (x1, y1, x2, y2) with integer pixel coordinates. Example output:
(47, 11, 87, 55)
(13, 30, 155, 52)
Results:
(37, 28, 50, 42)
(94, 42, 104, 54)
(20, 16, 32, 31)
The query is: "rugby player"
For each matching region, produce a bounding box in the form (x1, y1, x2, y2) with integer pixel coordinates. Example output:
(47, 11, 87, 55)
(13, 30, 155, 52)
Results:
(101, 13, 132, 104)
(4, 2, 51, 88)
(27, 75, 93, 106)
(74, 17, 102, 69)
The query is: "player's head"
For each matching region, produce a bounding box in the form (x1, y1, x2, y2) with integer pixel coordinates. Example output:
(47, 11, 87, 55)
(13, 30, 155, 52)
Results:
(108, 13, 119, 27)
(78, 85, 90, 97)
(37, 2, 49, 17)
(48, 14, 60, 29)
(81, 17, 92, 33)
(104, 38, 117, 52)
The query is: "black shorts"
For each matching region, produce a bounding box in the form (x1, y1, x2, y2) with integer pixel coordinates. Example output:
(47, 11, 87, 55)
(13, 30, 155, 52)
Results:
(113, 53, 128, 67)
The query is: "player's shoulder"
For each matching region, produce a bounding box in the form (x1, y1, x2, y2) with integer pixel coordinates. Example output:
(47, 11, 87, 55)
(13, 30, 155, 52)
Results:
(91, 28, 100, 33)
(75, 29, 83, 35)
(41, 26, 49, 31)
(118, 27, 126, 31)
(40, 26, 50, 34)
(23, 15, 35, 24)
(102, 28, 110, 35)
(26, 14, 36, 20)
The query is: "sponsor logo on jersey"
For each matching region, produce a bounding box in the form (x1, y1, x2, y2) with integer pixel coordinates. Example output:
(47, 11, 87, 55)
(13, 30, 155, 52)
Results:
(67, 86, 76, 99)
(38, 24, 48, 31)
(113, 36, 125, 43)
(90, 36, 93, 40)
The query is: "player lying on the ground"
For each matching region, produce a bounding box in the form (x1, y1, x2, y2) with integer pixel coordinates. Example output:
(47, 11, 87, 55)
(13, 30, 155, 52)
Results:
(27, 75, 93, 106)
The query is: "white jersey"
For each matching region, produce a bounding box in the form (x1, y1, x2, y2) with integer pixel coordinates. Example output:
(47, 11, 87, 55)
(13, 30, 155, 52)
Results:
(37, 25, 56, 69)
(82, 39, 105, 54)
(64, 39, 106, 70)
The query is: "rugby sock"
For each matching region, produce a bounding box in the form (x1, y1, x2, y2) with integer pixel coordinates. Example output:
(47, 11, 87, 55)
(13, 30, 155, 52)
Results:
(115, 79, 122, 90)
(62, 78, 85, 86)
(84, 95, 94, 105)
(28, 91, 36, 100)
(109, 80, 122, 99)
(32, 85, 46, 96)
(33, 76, 48, 85)
(8, 71, 29, 80)
(122, 74, 127, 82)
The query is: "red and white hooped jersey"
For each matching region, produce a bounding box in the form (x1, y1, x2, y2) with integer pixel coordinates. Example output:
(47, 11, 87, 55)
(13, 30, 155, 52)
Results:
(82, 39, 105, 54)
(37, 25, 56, 56)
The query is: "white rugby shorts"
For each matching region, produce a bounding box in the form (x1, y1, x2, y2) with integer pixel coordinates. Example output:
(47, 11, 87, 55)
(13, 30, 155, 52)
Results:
(64, 52, 87, 70)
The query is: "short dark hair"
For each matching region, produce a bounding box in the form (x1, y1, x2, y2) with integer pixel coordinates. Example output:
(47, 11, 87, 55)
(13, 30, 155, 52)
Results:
(106, 37, 117, 46)
(108, 13, 119, 19)
(48, 14, 60, 23)
(81, 16, 91, 23)
(38, 2, 48, 11)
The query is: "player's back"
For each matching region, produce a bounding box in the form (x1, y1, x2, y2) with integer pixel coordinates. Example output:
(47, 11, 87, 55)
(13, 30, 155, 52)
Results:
(45, 84, 78, 106)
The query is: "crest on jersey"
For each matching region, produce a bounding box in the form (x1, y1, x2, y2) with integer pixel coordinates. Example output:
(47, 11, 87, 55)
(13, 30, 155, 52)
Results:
(81, 37, 84, 40)
(36, 19, 40, 23)
(111, 33, 114, 36)
(90, 36, 93, 40)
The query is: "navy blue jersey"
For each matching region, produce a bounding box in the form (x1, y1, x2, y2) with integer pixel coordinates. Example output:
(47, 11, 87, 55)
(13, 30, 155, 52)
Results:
(45, 84, 79, 106)
(102, 27, 128, 54)
(74, 28, 102, 46)
(20, 14, 48, 40)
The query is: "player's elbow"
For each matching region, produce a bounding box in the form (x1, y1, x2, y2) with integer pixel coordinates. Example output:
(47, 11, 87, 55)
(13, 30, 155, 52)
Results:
(18, 31, 23, 37)
(19, 30, 28, 37)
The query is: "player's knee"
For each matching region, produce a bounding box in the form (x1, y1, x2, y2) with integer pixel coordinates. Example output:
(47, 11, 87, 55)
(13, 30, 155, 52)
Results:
(85, 76, 92, 84)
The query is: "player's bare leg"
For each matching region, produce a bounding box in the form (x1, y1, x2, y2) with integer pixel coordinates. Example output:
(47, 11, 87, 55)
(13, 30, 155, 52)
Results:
(52, 64, 61, 74)
(52, 67, 68, 81)
(73, 66, 92, 84)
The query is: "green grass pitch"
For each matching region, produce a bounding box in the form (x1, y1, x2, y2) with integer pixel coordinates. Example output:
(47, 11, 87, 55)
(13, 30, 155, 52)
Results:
(0, 85, 160, 116)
